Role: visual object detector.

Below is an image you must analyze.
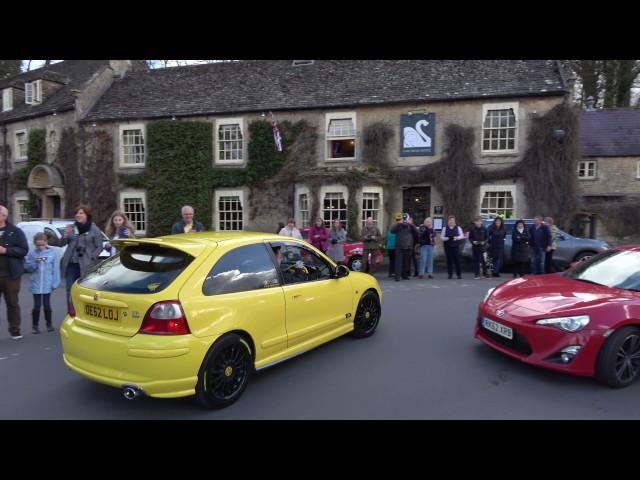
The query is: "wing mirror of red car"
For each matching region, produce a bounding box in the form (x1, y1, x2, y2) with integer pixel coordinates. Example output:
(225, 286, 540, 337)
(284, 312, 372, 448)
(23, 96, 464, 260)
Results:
(335, 265, 350, 278)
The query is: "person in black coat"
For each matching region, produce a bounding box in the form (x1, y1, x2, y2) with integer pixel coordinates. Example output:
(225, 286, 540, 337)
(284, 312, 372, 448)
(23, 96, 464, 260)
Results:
(0, 205, 29, 339)
(511, 219, 530, 278)
(468, 216, 489, 279)
(487, 217, 506, 277)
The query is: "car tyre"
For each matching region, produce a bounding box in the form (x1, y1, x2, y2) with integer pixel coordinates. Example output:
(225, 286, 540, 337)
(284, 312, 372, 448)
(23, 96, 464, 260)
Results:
(349, 291, 381, 338)
(195, 334, 253, 409)
(574, 251, 597, 263)
(348, 254, 363, 272)
(596, 326, 640, 388)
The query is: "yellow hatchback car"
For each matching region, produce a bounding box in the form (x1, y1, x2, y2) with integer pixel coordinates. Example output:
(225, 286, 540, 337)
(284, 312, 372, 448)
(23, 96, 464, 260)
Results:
(60, 232, 382, 408)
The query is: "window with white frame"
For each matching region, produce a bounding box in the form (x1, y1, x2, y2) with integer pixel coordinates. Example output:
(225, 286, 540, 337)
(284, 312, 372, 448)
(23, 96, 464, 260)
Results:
(14, 196, 30, 222)
(361, 187, 383, 230)
(298, 193, 310, 227)
(479, 185, 516, 219)
(577, 160, 597, 179)
(15, 130, 27, 161)
(482, 103, 518, 153)
(216, 118, 244, 164)
(326, 112, 356, 160)
(637, 161, 640, 179)
(120, 124, 145, 166)
(120, 192, 147, 235)
(215, 190, 244, 231)
(2, 88, 12, 111)
(323, 191, 348, 230)
(25, 80, 42, 104)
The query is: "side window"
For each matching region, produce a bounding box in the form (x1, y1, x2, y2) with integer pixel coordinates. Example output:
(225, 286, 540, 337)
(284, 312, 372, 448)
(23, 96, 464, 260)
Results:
(273, 242, 332, 285)
(203, 243, 280, 296)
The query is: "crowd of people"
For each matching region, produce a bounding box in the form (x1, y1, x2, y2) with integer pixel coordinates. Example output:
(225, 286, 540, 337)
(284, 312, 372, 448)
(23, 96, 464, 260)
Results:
(276, 212, 559, 283)
(0, 199, 560, 340)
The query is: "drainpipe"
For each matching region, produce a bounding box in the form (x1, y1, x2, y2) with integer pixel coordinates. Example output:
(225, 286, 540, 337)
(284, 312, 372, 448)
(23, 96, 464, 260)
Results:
(1, 123, 7, 206)
(79, 122, 86, 203)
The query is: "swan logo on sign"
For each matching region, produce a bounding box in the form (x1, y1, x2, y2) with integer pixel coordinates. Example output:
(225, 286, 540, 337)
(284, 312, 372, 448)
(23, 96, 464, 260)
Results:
(400, 113, 435, 156)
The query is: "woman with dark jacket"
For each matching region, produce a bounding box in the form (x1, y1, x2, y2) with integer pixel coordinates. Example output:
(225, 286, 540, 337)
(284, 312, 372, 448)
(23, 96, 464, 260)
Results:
(59, 205, 104, 309)
(487, 217, 507, 277)
(511, 219, 530, 278)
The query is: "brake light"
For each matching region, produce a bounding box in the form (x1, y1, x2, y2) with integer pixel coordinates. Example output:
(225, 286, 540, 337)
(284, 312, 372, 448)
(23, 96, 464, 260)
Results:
(68, 300, 76, 317)
(139, 301, 190, 335)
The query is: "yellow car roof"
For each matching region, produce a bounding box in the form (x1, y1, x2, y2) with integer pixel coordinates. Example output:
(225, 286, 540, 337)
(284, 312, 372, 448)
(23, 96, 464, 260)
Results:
(112, 231, 290, 256)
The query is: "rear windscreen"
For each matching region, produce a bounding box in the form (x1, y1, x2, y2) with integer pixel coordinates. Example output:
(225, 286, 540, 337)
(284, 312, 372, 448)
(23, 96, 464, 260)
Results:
(79, 245, 194, 293)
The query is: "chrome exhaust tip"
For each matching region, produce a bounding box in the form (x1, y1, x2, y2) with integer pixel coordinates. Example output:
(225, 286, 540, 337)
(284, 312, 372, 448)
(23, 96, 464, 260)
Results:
(122, 385, 143, 400)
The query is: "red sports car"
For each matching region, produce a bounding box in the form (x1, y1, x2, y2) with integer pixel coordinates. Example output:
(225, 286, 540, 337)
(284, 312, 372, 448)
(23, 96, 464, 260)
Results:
(475, 246, 640, 387)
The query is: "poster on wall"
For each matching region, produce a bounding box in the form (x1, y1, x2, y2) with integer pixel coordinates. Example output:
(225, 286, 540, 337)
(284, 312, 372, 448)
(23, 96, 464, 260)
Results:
(400, 113, 435, 156)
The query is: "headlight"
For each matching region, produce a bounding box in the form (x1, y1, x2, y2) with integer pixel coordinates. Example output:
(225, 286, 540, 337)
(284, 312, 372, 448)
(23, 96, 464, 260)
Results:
(536, 315, 590, 332)
(483, 287, 495, 303)
(601, 243, 610, 250)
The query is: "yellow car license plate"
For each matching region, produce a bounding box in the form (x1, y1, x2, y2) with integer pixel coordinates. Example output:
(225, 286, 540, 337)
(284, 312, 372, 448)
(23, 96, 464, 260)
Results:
(85, 303, 120, 322)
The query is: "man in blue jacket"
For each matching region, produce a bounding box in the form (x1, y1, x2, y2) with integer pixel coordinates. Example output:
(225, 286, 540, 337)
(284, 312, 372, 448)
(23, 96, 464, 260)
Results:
(0, 205, 29, 339)
(529, 215, 551, 275)
(171, 205, 205, 234)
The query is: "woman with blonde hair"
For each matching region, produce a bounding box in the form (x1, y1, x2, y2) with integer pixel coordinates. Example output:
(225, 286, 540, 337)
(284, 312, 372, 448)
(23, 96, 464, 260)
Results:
(105, 210, 136, 256)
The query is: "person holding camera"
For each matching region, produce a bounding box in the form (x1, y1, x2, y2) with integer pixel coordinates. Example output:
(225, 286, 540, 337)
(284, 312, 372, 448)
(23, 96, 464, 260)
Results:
(468, 216, 490, 279)
(440, 215, 464, 279)
(105, 210, 136, 256)
(360, 217, 381, 275)
(24, 232, 60, 333)
(391, 213, 418, 281)
(327, 219, 346, 264)
(60, 205, 104, 311)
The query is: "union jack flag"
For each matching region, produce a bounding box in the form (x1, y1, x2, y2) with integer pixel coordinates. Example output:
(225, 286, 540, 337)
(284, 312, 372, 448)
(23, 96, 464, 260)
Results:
(269, 111, 283, 152)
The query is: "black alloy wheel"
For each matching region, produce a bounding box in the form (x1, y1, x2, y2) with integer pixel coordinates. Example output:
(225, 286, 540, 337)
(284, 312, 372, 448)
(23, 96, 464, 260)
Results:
(350, 291, 381, 338)
(195, 334, 253, 409)
(596, 327, 640, 388)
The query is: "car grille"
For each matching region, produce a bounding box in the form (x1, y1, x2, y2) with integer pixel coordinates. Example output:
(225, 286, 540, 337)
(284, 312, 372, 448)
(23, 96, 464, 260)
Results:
(480, 322, 533, 356)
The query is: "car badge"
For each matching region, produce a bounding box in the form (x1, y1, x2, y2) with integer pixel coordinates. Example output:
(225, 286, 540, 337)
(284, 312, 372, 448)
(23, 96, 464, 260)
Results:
(93, 293, 99, 302)
(496, 309, 505, 317)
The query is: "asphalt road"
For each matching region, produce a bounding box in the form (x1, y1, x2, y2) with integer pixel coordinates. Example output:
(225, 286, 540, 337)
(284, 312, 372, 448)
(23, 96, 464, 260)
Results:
(1, 270, 639, 419)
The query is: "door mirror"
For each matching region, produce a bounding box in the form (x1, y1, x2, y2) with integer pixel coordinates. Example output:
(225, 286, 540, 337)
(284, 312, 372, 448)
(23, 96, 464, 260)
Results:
(557, 234, 566, 241)
(335, 264, 350, 278)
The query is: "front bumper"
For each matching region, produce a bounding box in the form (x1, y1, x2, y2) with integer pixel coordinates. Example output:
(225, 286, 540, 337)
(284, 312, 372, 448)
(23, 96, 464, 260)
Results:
(60, 316, 213, 398)
(474, 304, 607, 377)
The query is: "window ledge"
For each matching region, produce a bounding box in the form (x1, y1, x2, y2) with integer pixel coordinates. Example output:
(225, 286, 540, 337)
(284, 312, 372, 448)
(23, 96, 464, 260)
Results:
(578, 177, 597, 181)
(480, 151, 518, 157)
(325, 158, 357, 162)
(119, 163, 146, 169)
(214, 161, 246, 167)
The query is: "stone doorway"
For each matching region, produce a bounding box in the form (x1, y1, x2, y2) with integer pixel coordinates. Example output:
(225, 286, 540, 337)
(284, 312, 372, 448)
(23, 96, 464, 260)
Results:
(402, 187, 431, 226)
(27, 164, 65, 218)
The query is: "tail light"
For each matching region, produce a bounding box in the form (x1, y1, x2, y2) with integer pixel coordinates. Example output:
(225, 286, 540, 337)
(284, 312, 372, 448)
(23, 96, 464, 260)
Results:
(69, 299, 76, 317)
(139, 301, 190, 335)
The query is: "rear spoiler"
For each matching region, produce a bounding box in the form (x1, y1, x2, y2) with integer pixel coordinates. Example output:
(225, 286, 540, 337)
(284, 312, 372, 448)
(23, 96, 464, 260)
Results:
(111, 237, 212, 257)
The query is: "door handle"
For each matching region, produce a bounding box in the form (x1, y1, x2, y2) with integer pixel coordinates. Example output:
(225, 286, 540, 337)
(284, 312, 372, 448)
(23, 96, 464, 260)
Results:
(292, 294, 302, 299)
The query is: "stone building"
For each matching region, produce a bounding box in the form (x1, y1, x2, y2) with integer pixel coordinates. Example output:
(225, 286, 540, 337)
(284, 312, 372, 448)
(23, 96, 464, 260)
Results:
(576, 107, 640, 242)
(2, 60, 572, 236)
(0, 60, 146, 221)
(81, 59, 570, 236)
